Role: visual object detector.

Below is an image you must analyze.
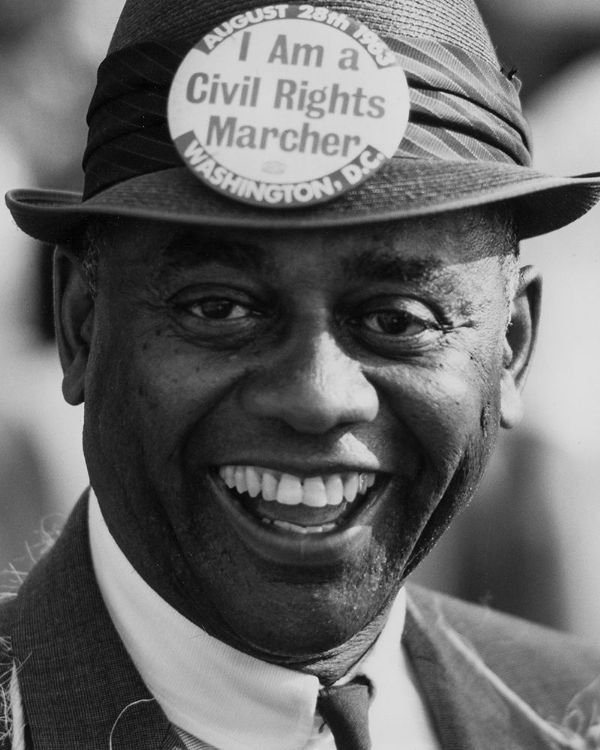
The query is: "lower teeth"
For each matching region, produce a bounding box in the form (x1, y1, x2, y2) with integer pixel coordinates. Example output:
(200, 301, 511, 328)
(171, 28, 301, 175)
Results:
(263, 518, 337, 535)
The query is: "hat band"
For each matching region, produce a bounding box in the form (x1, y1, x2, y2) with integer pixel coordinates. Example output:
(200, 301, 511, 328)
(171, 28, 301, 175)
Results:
(82, 37, 531, 200)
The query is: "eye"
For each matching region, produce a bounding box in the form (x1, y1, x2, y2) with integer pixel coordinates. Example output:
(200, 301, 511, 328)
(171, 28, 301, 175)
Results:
(346, 297, 443, 354)
(187, 298, 254, 320)
(361, 310, 429, 336)
(171, 291, 268, 346)
(170, 287, 268, 342)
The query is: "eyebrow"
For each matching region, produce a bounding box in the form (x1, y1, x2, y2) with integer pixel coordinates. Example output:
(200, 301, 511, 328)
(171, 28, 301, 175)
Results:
(343, 248, 445, 284)
(158, 231, 267, 275)
(155, 230, 446, 284)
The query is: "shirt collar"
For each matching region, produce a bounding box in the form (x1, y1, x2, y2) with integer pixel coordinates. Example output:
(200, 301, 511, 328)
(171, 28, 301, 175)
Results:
(88, 490, 407, 750)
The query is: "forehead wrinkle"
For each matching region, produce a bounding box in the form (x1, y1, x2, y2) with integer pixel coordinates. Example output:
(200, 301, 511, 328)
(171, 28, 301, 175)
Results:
(343, 248, 445, 284)
(156, 229, 268, 278)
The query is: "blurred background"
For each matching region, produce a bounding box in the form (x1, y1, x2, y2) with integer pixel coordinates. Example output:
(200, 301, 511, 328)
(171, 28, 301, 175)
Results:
(1, 0, 600, 640)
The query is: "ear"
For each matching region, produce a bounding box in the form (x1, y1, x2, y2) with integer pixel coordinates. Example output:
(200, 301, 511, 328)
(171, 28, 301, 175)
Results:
(500, 264, 542, 429)
(54, 245, 95, 406)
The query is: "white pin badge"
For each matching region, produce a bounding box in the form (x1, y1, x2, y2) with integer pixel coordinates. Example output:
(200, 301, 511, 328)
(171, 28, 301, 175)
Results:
(168, 4, 410, 208)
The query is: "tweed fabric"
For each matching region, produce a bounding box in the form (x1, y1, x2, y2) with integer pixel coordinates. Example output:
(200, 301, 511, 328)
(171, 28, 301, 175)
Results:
(402, 590, 599, 750)
(8, 495, 176, 750)
(0, 599, 16, 750)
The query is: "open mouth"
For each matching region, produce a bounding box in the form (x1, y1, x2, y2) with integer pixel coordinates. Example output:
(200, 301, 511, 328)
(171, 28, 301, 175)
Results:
(217, 465, 380, 535)
(210, 464, 390, 567)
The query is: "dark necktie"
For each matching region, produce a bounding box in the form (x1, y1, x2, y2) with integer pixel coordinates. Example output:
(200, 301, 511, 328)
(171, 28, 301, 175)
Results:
(316, 677, 372, 750)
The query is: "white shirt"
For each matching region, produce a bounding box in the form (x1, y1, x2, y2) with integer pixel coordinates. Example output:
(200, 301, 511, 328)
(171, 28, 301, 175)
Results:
(88, 491, 440, 750)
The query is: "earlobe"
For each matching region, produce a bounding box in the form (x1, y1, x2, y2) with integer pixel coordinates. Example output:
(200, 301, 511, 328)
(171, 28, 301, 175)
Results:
(54, 245, 95, 406)
(500, 264, 542, 429)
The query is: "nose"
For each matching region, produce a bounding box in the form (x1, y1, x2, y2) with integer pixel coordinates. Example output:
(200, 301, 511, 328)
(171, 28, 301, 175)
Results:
(239, 331, 379, 434)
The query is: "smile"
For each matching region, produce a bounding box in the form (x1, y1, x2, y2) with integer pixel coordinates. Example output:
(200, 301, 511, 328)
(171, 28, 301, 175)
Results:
(218, 465, 377, 534)
(212, 464, 386, 565)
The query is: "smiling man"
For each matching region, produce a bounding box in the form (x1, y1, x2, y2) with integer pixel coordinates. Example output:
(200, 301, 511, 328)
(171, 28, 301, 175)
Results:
(4, 0, 600, 749)
(66, 211, 521, 674)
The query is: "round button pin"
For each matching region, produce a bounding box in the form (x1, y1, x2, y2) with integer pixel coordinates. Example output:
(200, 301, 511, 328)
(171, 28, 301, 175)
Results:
(168, 4, 410, 208)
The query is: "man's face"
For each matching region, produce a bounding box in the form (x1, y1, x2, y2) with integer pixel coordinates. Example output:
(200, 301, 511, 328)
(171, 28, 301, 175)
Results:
(75, 210, 519, 661)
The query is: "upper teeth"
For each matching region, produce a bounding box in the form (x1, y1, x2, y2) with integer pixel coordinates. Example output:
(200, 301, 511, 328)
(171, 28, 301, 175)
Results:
(219, 466, 376, 507)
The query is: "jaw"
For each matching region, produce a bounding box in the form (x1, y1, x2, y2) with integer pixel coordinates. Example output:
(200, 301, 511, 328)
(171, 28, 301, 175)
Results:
(96, 455, 447, 662)
(91, 418, 449, 660)
(172, 466, 427, 658)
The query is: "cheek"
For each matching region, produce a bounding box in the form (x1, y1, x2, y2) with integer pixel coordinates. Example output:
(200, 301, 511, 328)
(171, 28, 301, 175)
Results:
(86, 317, 258, 499)
(376, 342, 504, 480)
(83, 322, 187, 486)
(95, 322, 212, 422)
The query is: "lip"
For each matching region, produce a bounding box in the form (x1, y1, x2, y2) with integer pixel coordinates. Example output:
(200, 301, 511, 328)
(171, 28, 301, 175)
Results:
(208, 467, 390, 567)
(215, 458, 385, 479)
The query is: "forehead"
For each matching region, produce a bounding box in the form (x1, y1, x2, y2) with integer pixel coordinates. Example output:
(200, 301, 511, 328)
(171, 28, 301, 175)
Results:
(99, 207, 511, 279)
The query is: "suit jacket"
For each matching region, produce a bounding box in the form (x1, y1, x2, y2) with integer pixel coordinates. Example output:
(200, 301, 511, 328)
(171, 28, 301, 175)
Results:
(1, 495, 599, 749)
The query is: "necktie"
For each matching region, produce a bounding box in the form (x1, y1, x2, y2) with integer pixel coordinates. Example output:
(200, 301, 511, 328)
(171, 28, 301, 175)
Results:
(316, 677, 372, 750)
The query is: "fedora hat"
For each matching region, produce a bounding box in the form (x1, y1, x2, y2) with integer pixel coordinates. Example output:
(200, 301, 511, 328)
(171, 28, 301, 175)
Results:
(6, 0, 600, 243)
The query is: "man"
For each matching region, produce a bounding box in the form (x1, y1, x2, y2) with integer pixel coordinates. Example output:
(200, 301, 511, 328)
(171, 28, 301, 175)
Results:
(4, 0, 600, 748)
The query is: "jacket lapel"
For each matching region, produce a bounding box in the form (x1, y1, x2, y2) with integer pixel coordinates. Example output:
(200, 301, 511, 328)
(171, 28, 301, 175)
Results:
(11, 493, 174, 750)
(404, 586, 570, 750)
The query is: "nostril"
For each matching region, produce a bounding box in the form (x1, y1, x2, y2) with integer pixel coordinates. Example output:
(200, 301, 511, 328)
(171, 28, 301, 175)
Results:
(239, 363, 379, 434)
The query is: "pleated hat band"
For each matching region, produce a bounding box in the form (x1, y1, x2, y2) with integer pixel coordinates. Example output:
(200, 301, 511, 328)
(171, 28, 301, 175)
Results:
(82, 2, 531, 202)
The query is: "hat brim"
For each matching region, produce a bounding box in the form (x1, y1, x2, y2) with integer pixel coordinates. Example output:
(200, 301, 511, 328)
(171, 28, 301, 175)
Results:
(7, 158, 600, 244)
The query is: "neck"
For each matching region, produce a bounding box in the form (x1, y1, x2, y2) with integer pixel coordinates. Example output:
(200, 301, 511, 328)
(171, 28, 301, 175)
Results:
(229, 594, 397, 686)
(293, 602, 395, 685)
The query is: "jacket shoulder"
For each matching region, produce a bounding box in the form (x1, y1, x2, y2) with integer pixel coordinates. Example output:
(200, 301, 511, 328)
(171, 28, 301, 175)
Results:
(408, 584, 600, 662)
(0, 595, 16, 670)
(407, 583, 600, 715)
(0, 597, 17, 749)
